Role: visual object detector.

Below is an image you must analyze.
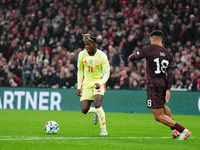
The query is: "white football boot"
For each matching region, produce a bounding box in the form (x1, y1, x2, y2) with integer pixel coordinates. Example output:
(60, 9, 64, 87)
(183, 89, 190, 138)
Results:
(179, 129, 191, 140)
(100, 129, 108, 136)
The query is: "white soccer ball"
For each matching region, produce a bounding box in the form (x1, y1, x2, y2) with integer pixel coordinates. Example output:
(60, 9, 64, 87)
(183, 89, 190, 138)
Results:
(45, 121, 59, 134)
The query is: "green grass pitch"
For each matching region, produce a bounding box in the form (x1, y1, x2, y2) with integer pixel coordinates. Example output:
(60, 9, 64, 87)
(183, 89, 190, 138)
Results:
(0, 109, 199, 150)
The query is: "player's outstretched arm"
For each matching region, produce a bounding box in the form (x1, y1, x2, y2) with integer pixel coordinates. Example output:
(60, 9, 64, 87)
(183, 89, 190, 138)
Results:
(128, 54, 136, 62)
(128, 46, 148, 62)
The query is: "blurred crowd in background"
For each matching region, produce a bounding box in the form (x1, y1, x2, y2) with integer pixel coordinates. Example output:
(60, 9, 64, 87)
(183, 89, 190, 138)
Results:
(0, 0, 199, 91)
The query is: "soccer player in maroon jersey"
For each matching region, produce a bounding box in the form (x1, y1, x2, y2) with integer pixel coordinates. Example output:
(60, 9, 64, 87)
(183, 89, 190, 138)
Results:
(128, 30, 191, 140)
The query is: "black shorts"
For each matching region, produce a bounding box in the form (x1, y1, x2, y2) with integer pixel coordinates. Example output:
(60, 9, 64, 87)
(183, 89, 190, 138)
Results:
(146, 79, 166, 109)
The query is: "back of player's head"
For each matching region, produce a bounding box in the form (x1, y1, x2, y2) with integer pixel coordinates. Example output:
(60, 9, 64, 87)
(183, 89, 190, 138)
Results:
(150, 30, 164, 40)
(82, 34, 96, 43)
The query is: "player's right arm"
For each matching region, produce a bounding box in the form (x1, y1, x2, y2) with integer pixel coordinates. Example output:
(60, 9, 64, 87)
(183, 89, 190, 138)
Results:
(128, 46, 150, 62)
(76, 51, 84, 96)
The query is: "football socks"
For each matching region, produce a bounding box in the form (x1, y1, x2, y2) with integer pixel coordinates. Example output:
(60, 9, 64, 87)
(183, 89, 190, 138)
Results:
(87, 107, 97, 114)
(96, 107, 106, 129)
(173, 123, 185, 133)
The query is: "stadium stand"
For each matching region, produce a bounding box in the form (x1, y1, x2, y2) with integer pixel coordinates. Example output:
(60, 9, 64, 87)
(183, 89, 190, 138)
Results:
(0, 0, 199, 91)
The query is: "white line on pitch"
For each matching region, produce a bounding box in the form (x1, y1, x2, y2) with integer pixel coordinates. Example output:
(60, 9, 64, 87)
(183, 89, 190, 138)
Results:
(0, 136, 199, 140)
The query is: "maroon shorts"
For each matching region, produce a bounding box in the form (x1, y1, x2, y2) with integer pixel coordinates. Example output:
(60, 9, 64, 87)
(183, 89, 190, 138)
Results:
(146, 79, 166, 109)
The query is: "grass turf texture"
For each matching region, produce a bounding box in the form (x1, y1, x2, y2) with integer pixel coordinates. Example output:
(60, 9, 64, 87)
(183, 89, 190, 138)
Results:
(0, 109, 199, 150)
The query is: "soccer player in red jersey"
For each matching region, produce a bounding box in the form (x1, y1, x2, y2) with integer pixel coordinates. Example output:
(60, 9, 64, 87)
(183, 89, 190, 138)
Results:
(128, 30, 191, 140)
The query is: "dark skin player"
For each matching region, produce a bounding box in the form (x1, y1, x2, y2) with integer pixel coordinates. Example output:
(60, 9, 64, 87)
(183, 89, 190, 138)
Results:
(76, 40, 102, 114)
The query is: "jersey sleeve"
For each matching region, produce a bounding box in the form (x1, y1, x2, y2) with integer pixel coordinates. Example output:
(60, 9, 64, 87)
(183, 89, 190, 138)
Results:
(77, 52, 84, 89)
(167, 54, 176, 70)
(128, 46, 151, 62)
(98, 54, 110, 86)
(166, 54, 175, 90)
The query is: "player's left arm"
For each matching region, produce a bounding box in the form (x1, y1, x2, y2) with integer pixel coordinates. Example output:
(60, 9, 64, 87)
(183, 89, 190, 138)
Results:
(165, 56, 176, 102)
(97, 55, 110, 88)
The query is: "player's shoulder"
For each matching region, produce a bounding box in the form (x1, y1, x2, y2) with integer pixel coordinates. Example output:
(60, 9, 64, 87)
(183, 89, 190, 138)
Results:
(79, 49, 87, 55)
(142, 45, 153, 51)
(154, 45, 173, 58)
(78, 49, 87, 57)
(96, 49, 108, 58)
(161, 46, 173, 56)
(96, 49, 106, 55)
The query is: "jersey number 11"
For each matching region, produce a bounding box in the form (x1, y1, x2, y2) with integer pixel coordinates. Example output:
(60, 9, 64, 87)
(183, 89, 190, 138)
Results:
(88, 66, 93, 72)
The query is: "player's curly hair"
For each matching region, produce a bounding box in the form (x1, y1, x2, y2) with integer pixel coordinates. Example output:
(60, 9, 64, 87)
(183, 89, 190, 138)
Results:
(82, 34, 96, 43)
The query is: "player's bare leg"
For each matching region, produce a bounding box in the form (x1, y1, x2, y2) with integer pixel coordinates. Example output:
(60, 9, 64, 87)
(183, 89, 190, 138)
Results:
(152, 108, 191, 140)
(81, 100, 98, 125)
(163, 105, 180, 138)
(152, 108, 176, 127)
(81, 100, 93, 114)
(163, 105, 172, 119)
(164, 105, 179, 137)
(94, 94, 108, 135)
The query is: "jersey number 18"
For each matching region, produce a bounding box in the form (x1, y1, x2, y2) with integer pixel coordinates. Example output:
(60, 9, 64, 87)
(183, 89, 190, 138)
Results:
(153, 58, 169, 74)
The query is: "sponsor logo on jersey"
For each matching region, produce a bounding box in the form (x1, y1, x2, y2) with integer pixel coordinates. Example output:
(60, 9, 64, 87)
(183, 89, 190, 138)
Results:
(95, 59, 100, 66)
(160, 52, 166, 57)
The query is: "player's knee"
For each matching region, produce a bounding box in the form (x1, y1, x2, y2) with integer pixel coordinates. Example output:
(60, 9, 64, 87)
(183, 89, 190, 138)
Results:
(94, 103, 101, 108)
(81, 108, 88, 114)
